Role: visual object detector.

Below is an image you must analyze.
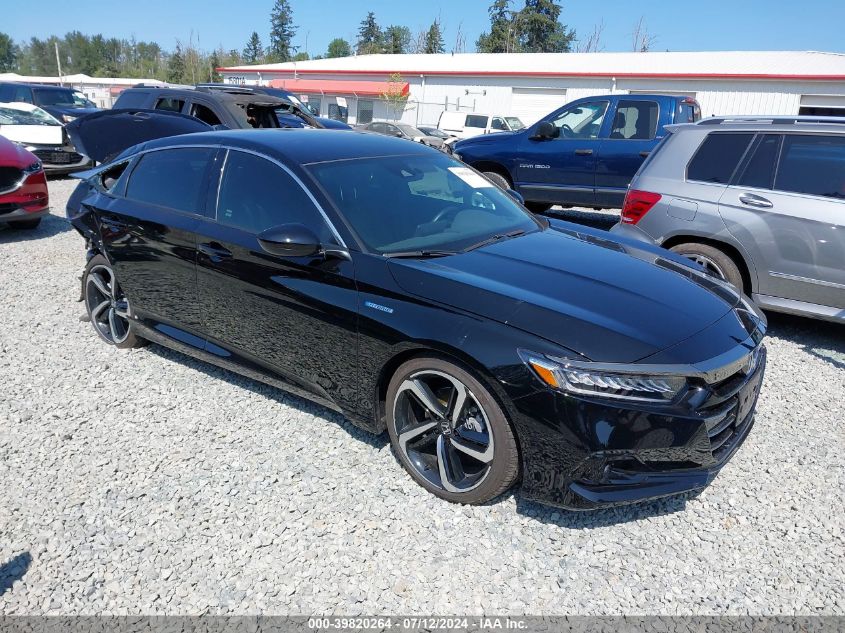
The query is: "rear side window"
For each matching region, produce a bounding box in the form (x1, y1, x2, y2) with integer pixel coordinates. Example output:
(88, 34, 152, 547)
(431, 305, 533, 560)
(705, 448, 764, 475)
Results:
(155, 97, 185, 113)
(0, 84, 13, 101)
(687, 133, 754, 184)
(737, 134, 781, 190)
(13, 85, 32, 103)
(677, 103, 699, 123)
(190, 103, 222, 126)
(126, 148, 214, 213)
(491, 117, 508, 131)
(466, 114, 488, 128)
(775, 135, 845, 200)
(114, 90, 149, 109)
(611, 100, 659, 140)
(216, 150, 333, 241)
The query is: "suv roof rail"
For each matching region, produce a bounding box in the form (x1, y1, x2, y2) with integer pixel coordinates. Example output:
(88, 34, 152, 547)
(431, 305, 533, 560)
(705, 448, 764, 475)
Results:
(698, 115, 845, 126)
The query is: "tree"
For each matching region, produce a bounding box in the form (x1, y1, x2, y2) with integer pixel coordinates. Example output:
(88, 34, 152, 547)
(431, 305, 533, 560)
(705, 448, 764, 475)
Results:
(326, 38, 351, 58)
(293, 51, 309, 61)
(209, 49, 222, 82)
(0, 32, 17, 72)
(381, 72, 412, 121)
(384, 26, 411, 55)
(576, 20, 604, 53)
(167, 43, 186, 83)
(357, 12, 383, 55)
(268, 0, 297, 62)
(631, 17, 657, 52)
(516, 0, 575, 53)
(476, 0, 519, 53)
(424, 19, 445, 54)
(243, 31, 264, 64)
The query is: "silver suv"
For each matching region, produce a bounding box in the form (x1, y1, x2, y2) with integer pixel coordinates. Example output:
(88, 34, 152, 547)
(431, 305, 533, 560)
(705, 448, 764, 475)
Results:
(611, 116, 845, 323)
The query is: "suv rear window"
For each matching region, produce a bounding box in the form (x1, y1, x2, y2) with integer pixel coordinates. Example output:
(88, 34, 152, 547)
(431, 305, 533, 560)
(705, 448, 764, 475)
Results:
(775, 134, 845, 200)
(687, 133, 754, 184)
(114, 90, 149, 109)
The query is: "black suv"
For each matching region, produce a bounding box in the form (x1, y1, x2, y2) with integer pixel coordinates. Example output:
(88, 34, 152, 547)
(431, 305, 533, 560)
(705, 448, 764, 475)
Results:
(0, 82, 100, 123)
(113, 86, 326, 130)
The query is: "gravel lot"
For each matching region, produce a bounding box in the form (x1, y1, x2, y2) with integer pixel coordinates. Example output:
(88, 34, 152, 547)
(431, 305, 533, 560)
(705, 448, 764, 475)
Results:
(1, 177, 843, 615)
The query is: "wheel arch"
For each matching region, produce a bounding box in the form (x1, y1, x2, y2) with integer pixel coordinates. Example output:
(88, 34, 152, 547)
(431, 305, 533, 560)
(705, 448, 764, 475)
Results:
(467, 160, 513, 187)
(661, 234, 756, 294)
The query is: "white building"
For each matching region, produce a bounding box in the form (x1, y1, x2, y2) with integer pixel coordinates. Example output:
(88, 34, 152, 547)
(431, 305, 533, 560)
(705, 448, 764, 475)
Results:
(0, 73, 166, 108)
(218, 51, 845, 127)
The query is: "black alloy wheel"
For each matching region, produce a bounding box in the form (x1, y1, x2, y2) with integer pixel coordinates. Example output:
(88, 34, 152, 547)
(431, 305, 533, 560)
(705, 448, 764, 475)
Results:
(83, 255, 146, 349)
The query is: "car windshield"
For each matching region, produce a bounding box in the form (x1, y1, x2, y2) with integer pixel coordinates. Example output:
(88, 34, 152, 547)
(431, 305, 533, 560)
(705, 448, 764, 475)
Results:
(505, 117, 525, 130)
(33, 88, 93, 108)
(397, 124, 425, 137)
(0, 106, 61, 126)
(308, 153, 540, 255)
(422, 128, 449, 138)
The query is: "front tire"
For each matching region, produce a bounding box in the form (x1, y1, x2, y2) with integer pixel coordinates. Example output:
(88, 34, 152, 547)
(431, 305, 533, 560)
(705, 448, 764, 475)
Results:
(670, 242, 744, 291)
(83, 255, 146, 349)
(386, 357, 519, 505)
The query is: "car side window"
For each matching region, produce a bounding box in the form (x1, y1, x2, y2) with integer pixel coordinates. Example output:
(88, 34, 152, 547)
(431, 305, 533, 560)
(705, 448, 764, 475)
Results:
(0, 85, 12, 101)
(550, 101, 608, 140)
(491, 117, 507, 131)
(216, 150, 334, 242)
(114, 90, 149, 108)
(155, 97, 185, 113)
(125, 148, 214, 213)
(13, 86, 32, 103)
(610, 100, 659, 140)
(687, 133, 754, 184)
(737, 134, 782, 190)
(190, 102, 222, 126)
(773, 134, 845, 200)
(465, 114, 488, 129)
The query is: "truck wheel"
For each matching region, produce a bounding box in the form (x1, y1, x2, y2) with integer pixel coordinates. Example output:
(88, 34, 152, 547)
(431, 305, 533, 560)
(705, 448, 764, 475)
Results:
(670, 243, 744, 292)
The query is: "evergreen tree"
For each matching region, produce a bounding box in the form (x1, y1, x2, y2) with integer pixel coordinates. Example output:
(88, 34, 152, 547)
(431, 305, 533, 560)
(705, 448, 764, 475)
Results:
(384, 26, 411, 54)
(242, 32, 264, 64)
(268, 0, 297, 62)
(0, 32, 17, 72)
(476, 0, 518, 53)
(424, 19, 445, 54)
(209, 49, 222, 82)
(516, 0, 575, 53)
(166, 43, 186, 83)
(357, 12, 383, 55)
(326, 38, 351, 58)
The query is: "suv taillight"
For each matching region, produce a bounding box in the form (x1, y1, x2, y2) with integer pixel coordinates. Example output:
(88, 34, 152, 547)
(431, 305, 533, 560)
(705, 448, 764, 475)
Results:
(621, 190, 662, 225)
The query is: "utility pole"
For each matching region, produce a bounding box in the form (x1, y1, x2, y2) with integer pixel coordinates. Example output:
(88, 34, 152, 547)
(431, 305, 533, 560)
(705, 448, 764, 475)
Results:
(54, 42, 63, 84)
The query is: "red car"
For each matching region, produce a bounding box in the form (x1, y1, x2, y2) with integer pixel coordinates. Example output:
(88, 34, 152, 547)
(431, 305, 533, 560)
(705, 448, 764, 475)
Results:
(0, 134, 49, 230)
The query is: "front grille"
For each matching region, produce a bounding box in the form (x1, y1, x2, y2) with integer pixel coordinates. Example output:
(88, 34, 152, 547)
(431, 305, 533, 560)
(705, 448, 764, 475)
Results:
(0, 166, 23, 192)
(31, 149, 83, 165)
(700, 347, 766, 462)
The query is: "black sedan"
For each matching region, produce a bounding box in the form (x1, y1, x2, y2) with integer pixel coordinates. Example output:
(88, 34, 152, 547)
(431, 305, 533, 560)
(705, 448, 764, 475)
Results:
(66, 129, 767, 510)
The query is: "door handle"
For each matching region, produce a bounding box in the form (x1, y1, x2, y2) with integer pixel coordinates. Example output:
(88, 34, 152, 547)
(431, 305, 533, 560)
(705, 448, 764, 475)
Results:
(574, 149, 594, 156)
(739, 193, 773, 209)
(198, 242, 233, 261)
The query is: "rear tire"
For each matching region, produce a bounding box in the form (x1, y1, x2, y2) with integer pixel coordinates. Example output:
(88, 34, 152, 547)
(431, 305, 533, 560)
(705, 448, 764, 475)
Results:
(10, 218, 41, 230)
(670, 242, 744, 291)
(386, 357, 519, 505)
(83, 254, 147, 349)
(525, 202, 552, 213)
(482, 171, 510, 191)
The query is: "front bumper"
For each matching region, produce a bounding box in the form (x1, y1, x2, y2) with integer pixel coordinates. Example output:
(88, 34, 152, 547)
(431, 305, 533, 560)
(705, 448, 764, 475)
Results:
(510, 347, 766, 510)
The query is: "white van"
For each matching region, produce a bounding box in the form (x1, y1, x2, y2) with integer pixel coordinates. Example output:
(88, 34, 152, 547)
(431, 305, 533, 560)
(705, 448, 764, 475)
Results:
(437, 111, 525, 139)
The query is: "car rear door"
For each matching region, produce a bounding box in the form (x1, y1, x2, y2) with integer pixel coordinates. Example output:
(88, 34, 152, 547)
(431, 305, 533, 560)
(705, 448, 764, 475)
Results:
(194, 148, 359, 409)
(595, 99, 661, 208)
(719, 132, 845, 310)
(97, 146, 217, 339)
(516, 99, 609, 207)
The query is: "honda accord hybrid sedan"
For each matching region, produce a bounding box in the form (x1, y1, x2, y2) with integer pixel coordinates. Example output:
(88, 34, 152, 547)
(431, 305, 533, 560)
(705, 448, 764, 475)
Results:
(66, 128, 767, 510)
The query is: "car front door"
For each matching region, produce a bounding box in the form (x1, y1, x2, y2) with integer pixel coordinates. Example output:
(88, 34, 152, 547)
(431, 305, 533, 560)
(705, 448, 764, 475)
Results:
(595, 99, 661, 208)
(98, 146, 216, 339)
(194, 148, 360, 409)
(516, 99, 609, 207)
(719, 133, 845, 310)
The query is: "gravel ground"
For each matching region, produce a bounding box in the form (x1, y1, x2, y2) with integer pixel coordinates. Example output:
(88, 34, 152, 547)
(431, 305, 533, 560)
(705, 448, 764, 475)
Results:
(1, 178, 843, 616)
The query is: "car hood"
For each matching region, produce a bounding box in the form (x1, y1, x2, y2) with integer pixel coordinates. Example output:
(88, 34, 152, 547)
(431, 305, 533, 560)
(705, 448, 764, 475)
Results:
(388, 224, 743, 363)
(65, 109, 213, 163)
(0, 123, 63, 146)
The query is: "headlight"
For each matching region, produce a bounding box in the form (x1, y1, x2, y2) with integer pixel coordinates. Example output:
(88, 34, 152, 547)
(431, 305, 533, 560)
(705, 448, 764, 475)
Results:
(519, 350, 687, 403)
(62, 114, 77, 123)
(23, 161, 43, 175)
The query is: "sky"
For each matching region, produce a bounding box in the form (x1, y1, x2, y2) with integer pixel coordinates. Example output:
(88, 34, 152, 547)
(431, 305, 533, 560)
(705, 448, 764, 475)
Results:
(4, 0, 845, 58)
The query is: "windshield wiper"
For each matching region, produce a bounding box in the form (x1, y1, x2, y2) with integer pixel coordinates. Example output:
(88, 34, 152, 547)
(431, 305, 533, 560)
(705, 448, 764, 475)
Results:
(462, 229, 526, 253)
(383, 250, 458, 259)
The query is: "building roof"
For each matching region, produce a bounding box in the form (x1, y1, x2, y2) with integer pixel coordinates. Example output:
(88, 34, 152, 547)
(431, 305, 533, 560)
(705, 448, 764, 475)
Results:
(219, 51, 845, 81)
(0, 73, 165, 87)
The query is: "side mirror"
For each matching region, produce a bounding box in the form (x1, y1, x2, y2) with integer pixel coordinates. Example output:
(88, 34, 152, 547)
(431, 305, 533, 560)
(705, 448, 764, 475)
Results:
(506, 189, 525, 205)
(530, 120, 557, 141)
(257, 223, 321, 257)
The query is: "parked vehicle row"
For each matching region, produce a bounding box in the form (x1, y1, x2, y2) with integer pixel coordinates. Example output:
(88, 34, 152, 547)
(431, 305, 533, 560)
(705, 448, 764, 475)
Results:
(356, 120, 451, 153)
(66, 123, 767, 510)
(438, 111, 526, 138)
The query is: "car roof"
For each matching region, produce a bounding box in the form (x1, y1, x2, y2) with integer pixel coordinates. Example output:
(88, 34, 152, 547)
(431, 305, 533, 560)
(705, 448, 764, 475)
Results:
(0, 82, 77, 91)
(668, 116, 845, 135)
(122, 86, 292, 107)
(140, 128, 438, 164)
